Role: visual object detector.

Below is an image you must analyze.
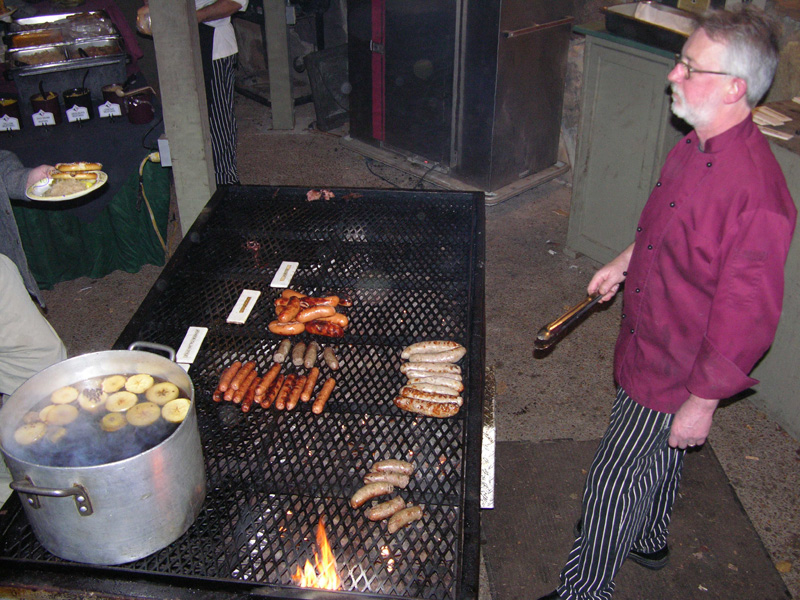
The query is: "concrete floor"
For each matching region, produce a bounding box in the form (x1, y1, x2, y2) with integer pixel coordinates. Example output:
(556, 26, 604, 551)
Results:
(23, 96, 800, 599)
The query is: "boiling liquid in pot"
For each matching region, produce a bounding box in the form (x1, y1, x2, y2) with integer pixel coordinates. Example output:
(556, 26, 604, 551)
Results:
(7, 374, 188, 467)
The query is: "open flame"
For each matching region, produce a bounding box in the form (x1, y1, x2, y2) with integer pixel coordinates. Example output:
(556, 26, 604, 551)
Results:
(292, 518, 341, 590)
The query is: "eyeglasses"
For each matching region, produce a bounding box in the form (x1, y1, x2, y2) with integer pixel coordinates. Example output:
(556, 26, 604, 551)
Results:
(673, 54, 733, 79)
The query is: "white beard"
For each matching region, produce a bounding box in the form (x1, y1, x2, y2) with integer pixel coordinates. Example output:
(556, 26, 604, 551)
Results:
(670, 85, 714, 129)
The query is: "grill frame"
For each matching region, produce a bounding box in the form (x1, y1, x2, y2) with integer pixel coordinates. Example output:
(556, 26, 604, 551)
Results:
(0, 186, 486, 600)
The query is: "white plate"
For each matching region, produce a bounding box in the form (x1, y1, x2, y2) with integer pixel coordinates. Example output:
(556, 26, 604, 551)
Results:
(26, 171, 108, 202)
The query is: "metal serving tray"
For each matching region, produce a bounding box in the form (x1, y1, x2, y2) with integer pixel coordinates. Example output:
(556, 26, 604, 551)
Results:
(6, 45, 69, 69)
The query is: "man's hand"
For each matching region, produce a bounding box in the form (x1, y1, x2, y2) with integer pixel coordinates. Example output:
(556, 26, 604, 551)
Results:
(26, 165, 54, 189)
(197, 0, 244, 23)
(669, 394, 720, 449)
(587, 243, 635, 302)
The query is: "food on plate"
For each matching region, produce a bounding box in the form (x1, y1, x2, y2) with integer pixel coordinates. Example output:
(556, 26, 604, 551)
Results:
(105, 391, 138, 412)
(312, 377, 336, 414)
(100, 412, 127, 432)
(51, 385, 78, 404)
(387, 505, 423, 533)
(14, 421, 47, 446)
(305, 320, 345, 338)
(268, 320, 305, 336)
(273, 339, 291, 363)
(44, 403, 79, 426)
(303, 341, 320, 369)
(365, 496, 405, 521)
(291, 342, 306, 367)
(364, 471, 410, 488)
(371, 459, 415, 476)
(44, 178, 94, 197)
(350, 481, 394, 508)
(406, 346, 467, 363)
(322, 346, 339, 371)
(393, 395, 460, 418)
(125, 373, 155, 394)
(401, 340, 464, 360)
(101, 375, 127, 393)
(301, 367, 319, 402)
(297, 305, 336, 323)
(161, 398, 191, 423)
(54, 161, 103, 173)
(125, 401, 161, 427)
(145, 381, 180, 405)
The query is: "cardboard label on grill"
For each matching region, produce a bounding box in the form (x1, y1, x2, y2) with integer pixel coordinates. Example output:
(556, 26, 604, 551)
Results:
(270, 261, 299, 288)
(177, 326, 208, 366)
(227, 289, 261, 324)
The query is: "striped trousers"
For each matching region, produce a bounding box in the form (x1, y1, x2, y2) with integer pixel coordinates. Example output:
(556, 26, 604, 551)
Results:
(208, 55, 239, 185)
(556, 388, 686, 600)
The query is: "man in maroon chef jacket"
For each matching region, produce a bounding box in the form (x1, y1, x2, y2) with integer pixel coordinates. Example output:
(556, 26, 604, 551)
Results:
(538, 7, 796, 600)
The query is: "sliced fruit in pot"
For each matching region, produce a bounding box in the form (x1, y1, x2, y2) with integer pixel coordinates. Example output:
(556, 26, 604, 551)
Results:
(101, 412, 128, 432)
(126, 401, 161, 427)
(161, 398, 190, 423)
(145, 381, 179, 405)
(125, 374, 154, 394)
(45, 403, 79, 426)
(106, 391, 138, 412)
(78, 388, 108, 413)
(51, 386, 79, 404)
(101, 375, 127, 393)
(14, 421, 47, 445)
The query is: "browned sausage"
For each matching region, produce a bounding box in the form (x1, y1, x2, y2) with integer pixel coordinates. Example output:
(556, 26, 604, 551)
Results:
(261, 374, 284, 409)
(312, 377, 336, 414)
(305, 320, 345, 338)
(218, 361, 242, 392)
(281, 289, 306, 299)
(365, 496, 405, 521)
(241, 376, 259, 412)
(300, 295, 340, 307)
(287, 375, 306, 410)
(256, 363, 281, 395)
(349, 482, 394, 508)
(268, 320, 305, 336)
(233, 369, 257, 404)
(230, 361, 256, 391)
(275, 374, 295, 410)
(371, 459, 415, 476)
(387, 505, 423, 533)
(316, 312, 349, 329)
(297, 305, 336, 323)
(278, 296, 301, 323)
(393, 395, 460, 418)
(212, 388, 223, 402)
(364, 471, 410, 488)
(301, 367, 319, 401)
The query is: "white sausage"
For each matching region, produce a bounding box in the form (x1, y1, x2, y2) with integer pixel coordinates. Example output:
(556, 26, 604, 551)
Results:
(401, 340, 464, 360)
(405, 382, 459, 396)
(406, 376, 464, 391)
(350, 482, 394, 508)
(407, 347, 466, 363)
(400, 362, 461, 376)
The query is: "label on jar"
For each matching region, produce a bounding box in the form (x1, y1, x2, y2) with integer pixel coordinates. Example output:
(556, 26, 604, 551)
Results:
(98, 101, 122, 118)
(0, 114, 20, 131)
(66, 105, 90, 122)
(32, 109, 56, 126)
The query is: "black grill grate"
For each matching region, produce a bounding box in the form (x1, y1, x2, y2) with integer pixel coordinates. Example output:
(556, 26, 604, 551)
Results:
(0, 186, 485, 600)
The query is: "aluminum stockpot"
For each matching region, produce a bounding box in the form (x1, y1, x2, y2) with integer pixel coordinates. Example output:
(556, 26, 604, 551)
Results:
(0, 343, 206, 565)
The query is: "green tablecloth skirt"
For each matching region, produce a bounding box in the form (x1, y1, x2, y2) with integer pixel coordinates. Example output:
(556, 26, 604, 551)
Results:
(13, 160, 171, 289)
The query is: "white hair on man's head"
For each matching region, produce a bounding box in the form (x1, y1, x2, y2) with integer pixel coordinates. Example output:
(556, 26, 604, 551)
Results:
(698, 6, 781, 107)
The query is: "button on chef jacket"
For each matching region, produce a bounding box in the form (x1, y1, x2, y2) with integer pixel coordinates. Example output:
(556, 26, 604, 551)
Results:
(614, 116, 797, 414)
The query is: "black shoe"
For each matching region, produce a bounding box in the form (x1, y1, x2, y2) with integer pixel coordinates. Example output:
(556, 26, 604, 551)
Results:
(536, 592, 563, 600)
(574, 519, 669, 570)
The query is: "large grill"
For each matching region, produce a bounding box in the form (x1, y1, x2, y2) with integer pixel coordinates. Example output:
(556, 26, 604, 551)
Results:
(0, 186, 485, 600)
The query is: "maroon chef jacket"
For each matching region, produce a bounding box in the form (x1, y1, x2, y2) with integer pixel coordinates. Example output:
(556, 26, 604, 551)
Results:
(614, 116, 797, 414)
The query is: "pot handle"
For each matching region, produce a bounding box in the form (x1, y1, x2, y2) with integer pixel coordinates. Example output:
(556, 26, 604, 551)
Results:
(128, 341, 176, 361)
(10, 478, 93, 516)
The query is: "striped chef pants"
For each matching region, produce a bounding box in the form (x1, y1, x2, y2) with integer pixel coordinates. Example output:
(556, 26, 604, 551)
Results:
(208, 54, 239, 185)
(557, 388, 686, 600)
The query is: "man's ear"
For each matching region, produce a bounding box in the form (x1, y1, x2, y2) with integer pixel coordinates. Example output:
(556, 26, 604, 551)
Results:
(725, 77, 748, 105)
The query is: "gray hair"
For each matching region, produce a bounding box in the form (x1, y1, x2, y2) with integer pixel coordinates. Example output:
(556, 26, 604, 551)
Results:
(698, 7, 781, 107)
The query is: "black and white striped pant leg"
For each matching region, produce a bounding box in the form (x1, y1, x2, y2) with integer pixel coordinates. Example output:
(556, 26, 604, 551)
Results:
(557, 388, 677, 600)
(208, 54, 238, 185)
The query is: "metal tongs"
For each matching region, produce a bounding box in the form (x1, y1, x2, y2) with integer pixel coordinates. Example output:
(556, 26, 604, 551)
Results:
(534, 293, 603, 351)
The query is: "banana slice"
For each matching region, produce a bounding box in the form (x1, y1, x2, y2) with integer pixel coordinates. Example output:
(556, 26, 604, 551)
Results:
(14, 421, 47, 445)
(106, 391, 138, 412)
(102, 375, 127, 393)
(78, 388, 108, 413)
(101, 412, 128, 432)
(39, 404, 56, 422)
(125, 374, 154, 394)
(47, 426, 68, 444)
(23, 411, 41, 424)
(51, 386, 79, 404)
(45, 403, 79, 426)
(161, 398, 190, 423)
(145, 381, 179, 405)
(126, 401, 161, 427)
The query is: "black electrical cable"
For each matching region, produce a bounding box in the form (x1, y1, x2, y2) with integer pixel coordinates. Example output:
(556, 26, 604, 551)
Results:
(364, 158, 400, 187)
(141, 115, 164, 151)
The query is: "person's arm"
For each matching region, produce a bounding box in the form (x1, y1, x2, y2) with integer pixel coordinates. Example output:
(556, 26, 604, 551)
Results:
(197, 0, 245, 23)
(587, 242, 634, 302)
(669, 394, 719, 449)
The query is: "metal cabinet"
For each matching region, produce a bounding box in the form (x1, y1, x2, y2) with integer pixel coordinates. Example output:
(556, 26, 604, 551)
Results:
(565, 27, 686, 264)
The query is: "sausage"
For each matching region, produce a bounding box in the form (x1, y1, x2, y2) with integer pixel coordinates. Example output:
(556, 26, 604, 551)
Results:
(316, 312, 349, 329)
(349, 482, 394, 508)
(218, 361, 242, 392)
(322, 346, 339, 371)
(401, 340, 464, 360)
(301, 367, 319, 401)
(337, 292, 353, 307)
(305, 320, 345, 338)
(269, 320, 305, 336)
(394, 395, 460, 418)
(287, 375, 306, 410)
(371, 459, 415, 476)
(365, 496, 405, 521)
(303, 341, 320, 369)
(273, 339, 292, 363)
(364, 471, 410, 488)
(275, 374, 296, 410)
(233, 369, 258, 403)
(292, 342, 307, 367)
(403, 370, 462, 383)
(406, 376, 464, 392)
(256, 363, 281, 395)
(400, 362, 461, 376)
(401, 386, 463, 406)
(230, 361, 256, 391)
(404, 382, 460, 397)
(212, 388, 223, 402)
(261, 374, 284, 409)
(312, 377, 336, 414)
(387, 505, 423, 533)
(241, 377, 259, 412)
(297, 305, 337, 323)
(406, 347, 467, 363)
(278, 296, 301, 323)
(281, 289, 306, 299)
(300, 295, 339, 307)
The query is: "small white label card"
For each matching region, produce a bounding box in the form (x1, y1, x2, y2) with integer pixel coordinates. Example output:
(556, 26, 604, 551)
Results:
(98, 101, 122, 118)
(176, 326, 208, 365)
(0, 114, 20, 131)
(32, 109, 56, 126)
(270, 261, 299, 288)
(66, 105, 91, 122)
(227, 289, 261, 324)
